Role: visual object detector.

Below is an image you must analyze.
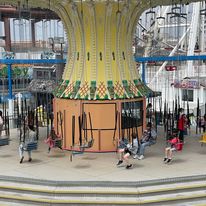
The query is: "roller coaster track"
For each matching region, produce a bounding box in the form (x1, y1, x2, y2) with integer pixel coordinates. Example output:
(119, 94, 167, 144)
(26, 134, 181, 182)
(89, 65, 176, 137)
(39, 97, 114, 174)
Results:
(0, 174, 206, 205)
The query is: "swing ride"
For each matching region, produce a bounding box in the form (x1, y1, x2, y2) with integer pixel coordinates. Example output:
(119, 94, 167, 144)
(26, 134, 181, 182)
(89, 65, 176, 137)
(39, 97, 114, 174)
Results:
(0, 0, 205, 156)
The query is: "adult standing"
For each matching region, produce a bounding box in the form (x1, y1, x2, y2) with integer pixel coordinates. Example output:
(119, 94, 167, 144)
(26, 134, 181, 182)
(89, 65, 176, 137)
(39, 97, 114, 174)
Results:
(178, 108, 186, 143)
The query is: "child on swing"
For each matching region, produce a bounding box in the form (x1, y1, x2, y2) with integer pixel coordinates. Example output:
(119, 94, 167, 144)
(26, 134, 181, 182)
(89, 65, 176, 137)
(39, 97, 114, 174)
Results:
(45, 127, 62, 153)
(164, 131, 183, 164)
(116, 133, 139, 169)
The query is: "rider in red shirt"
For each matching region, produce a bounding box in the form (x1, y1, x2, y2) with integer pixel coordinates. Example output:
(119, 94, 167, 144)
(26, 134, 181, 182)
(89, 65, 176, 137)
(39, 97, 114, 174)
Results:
(178, 108, 186, 142)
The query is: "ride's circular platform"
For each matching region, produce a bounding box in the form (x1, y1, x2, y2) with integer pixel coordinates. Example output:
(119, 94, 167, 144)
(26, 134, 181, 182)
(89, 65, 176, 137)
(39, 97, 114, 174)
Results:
(0, 126, 205, 182)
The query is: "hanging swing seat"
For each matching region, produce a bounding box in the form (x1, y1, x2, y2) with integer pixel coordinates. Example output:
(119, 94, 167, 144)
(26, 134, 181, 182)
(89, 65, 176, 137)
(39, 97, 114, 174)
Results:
(80, 138, 94, 149)
(0, 136, 10, 146)
(72, 150, 84, 156)
(168, 137, 183, 151)
(71, 139, 94, 156)
(23, 141, 38, 152)
(44, 136, 62, 149)
(118, 138, 129, 149)
(54, 139, 62, 148)
(175, 142, 183, 151)
(199, 133, 206, 146)
(70, 145, 84, 156)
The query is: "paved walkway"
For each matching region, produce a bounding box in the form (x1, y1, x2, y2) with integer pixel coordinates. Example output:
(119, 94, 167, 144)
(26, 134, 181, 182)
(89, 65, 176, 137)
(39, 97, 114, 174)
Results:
(0, 126, 205, 182)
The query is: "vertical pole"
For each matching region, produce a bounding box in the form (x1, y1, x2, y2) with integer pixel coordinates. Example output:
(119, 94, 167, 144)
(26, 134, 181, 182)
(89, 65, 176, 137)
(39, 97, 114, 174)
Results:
(31, 20, 36, 47)
(7, 64, 12, 99)
(196, 98, 199, 134)
(142, 62, 146, 83)
(61, 43, 63, 59)
(8, 64, 14, 129)
(4, 17, 11, 52)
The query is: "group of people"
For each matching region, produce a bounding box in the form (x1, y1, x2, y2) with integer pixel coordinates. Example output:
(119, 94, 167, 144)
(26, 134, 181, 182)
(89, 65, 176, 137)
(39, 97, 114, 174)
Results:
(116, 106, 195, 169)
(0, 108, 62, 164)
(0, 105, 205, 167)
(18, 123, 62, 163)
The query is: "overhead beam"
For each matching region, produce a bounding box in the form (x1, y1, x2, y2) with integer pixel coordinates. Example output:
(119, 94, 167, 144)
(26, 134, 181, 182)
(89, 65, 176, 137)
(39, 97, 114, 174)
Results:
(1, 55, 206, 65)
(0, 59, 66, 64)
(0, 6, 59, 20)
(135, 55, 206, 63)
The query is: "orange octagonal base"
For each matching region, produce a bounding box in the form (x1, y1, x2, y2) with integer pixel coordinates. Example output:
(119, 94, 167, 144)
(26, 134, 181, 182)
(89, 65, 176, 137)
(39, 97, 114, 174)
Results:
(53, 98, 146, 152)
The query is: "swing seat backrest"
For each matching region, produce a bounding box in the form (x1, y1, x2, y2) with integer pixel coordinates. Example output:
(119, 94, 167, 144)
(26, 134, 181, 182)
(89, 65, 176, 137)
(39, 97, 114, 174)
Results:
(175, 142, 183, 151)
(54, 139, 62, 148)
(87, 139, 94, 148)
(80, 139, 94, 149)
(130, 146, 138, 155)
(119, 138, 129, 149)
(0, 137, 9, 146)
(168, 137, 179, 144)
(24, 142, 38, 151)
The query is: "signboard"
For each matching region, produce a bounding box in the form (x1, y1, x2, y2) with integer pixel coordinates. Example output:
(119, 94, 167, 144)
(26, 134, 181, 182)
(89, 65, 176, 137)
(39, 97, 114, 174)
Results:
(0, 65, 30, 77)
(165, 65, 177, 71)
(173, 79, 200, 89)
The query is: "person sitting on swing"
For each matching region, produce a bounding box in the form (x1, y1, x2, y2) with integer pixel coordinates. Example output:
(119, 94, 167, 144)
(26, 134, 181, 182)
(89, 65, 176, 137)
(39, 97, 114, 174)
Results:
(133, 122, 157, 160)
(19, 125, 36, 164)
(164, 134, 183, 164)
(45, 127, 62, 153)
(116, 133, 139, 169)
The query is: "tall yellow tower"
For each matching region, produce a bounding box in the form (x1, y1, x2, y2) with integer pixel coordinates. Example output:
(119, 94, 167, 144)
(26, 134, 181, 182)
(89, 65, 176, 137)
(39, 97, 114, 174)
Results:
(52, 1, 151, 151)
(54, 1, 150, 100)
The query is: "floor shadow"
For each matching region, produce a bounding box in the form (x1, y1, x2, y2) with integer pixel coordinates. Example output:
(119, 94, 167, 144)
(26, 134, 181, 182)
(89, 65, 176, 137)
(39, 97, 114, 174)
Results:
(132, 164, 144, 169)
(0, 154, 13, 158)
(74, 164, 91, 169)
(82, 155, 97, 160)
(116, 163, 144, 169)
(145, 152, 159, 158)
(33, 150, 42, 153)
(22, 159, 43, 164)
(48, 153, 65, 158)
(173, 159, 187, 164)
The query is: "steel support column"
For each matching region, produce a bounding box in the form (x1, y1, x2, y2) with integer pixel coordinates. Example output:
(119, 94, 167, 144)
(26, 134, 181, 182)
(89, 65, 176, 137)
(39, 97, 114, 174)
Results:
(7, 64, 12, 99)
(4, 17, 11, 51)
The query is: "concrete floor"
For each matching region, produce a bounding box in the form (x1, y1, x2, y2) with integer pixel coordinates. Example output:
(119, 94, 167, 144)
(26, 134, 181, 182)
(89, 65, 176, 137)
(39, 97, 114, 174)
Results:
(0, 126, 205, 182)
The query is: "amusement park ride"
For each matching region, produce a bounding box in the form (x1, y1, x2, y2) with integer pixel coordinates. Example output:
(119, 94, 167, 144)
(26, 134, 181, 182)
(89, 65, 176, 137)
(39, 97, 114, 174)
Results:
(0, 0, 204, 152)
